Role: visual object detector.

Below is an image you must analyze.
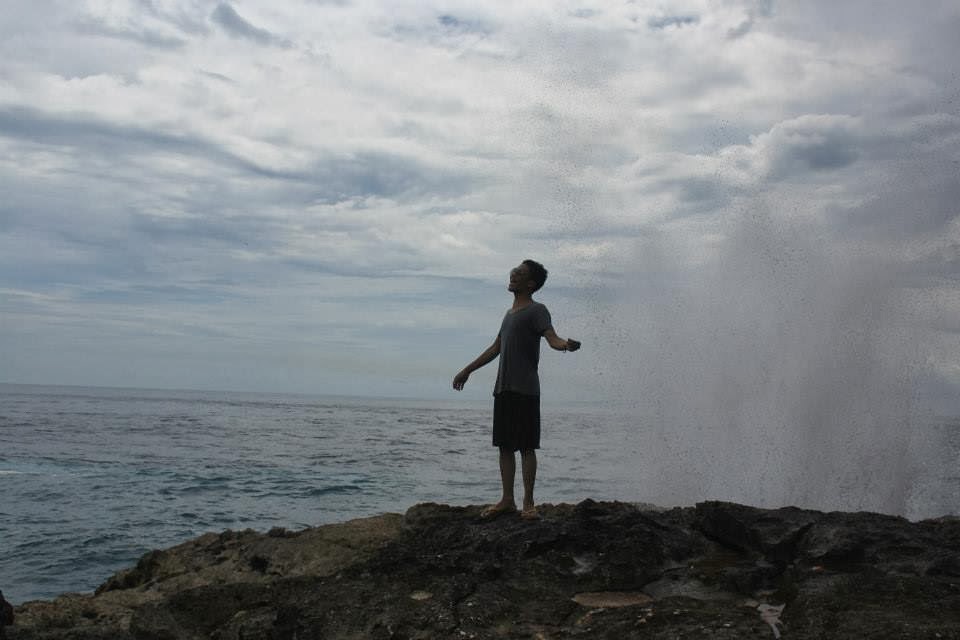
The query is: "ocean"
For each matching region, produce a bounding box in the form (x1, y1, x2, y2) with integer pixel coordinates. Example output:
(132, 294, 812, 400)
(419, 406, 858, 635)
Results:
(2, 383, 957, 605)
(0, 384, 625, 604)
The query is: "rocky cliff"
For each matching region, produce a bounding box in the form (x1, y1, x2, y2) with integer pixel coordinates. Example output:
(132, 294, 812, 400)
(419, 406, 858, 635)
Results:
(7, 500, 960, 639)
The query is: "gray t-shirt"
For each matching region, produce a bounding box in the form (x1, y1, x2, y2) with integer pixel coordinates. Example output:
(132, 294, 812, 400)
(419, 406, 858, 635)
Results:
(493, 302, 553, 396)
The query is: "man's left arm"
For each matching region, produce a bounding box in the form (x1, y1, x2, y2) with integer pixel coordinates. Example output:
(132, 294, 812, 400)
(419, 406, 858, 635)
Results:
(543, 328, 581, 352)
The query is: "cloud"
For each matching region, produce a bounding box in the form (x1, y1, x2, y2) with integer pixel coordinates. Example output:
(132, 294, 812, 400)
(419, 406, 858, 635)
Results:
(74, 17, 188, 48)
(727, 0, 773, 39)
(0, 104, 472, 207)
(836, 171, 960, 241)
(704, 112, 960, 188)
(647, 14, 699, 30)
(135, 0, 211, 35)
(70, 0, 212, 50)
(0, 104, 285, 178)
(748, 114, 864, 178)
(387, 9, 497, 57)
(210, 3, 291, 47)
(436, 14, 491, 35)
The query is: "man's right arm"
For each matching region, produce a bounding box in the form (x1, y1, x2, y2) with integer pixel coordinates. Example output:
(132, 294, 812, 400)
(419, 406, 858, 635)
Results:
(452, 335, 501, 390)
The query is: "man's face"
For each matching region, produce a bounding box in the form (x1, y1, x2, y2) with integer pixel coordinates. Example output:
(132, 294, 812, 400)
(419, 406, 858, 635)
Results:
(508, 264, 532, 292)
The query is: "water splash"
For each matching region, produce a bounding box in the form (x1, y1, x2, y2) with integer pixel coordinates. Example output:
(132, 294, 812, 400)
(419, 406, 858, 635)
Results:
(605, 205, 941, 517)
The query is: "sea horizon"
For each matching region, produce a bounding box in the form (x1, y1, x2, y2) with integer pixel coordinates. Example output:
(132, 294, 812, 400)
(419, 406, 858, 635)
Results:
(0, 381, 612, 413)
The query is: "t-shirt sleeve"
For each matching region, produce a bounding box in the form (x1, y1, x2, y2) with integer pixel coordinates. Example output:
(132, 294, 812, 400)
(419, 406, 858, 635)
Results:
(532, 304, 553, 336)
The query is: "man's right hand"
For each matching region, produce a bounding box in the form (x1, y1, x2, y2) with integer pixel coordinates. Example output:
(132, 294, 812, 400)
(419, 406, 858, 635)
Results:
(452, 370, 470, 390)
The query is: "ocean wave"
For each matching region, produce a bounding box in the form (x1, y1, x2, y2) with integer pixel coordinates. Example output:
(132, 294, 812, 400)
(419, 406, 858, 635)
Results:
(302, 484, 363, 497)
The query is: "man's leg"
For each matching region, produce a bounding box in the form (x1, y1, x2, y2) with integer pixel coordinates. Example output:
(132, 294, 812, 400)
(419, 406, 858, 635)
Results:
(497, 447, 517, 508)
(520, 449, 537, 512)
(480, 447, 517, 516)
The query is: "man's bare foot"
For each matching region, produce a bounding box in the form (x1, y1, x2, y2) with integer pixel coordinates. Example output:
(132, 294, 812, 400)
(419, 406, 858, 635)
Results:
(520, 506, 540, 520)
(481, 500, 517, 518)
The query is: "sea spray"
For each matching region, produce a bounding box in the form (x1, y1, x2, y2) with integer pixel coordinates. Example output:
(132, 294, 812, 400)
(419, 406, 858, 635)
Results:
(604, 204, 937, 516)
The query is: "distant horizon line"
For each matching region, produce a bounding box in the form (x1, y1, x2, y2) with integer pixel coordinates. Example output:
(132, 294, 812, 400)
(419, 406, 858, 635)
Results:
(0, 380, 462, 403)
(0, 380, 609, 410)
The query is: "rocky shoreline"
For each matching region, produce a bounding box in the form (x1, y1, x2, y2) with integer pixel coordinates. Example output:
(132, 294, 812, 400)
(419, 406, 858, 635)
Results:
(6, 500, 960, 639)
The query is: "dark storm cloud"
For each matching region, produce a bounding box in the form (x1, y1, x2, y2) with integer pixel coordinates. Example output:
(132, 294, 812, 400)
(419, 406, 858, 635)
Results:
(210, 3, 290, 47)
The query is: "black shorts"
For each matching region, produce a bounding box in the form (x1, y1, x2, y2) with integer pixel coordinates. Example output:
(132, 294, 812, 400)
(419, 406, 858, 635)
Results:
(492, 391, 541, 451)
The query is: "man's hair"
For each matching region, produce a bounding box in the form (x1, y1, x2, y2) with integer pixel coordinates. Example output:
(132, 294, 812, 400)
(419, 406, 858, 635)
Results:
(523, 259, 548, 292)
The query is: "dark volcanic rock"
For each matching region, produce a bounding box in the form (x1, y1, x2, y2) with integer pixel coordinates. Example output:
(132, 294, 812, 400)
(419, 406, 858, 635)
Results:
(1, 589, 14, 640)
(693, 501, 821, 565)
(8, 501, 960, 639)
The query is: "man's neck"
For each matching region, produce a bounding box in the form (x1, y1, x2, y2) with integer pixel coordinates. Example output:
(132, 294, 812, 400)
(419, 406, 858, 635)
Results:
(511, 292, 534, 310)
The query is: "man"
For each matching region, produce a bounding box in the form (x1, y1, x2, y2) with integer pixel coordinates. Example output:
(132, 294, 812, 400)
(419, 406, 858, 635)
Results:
(452, 259, 580, 520)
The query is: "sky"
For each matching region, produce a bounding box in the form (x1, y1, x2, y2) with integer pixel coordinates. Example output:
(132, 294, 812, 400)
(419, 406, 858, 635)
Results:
(2, 0, 960, 411)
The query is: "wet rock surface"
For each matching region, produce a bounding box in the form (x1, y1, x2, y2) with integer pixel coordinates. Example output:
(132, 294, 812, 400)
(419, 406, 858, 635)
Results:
(8, 500, 960, 639)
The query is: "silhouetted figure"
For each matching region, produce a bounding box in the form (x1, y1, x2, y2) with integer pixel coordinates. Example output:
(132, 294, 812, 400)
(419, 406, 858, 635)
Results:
(453, 259, 580, 520)
(0, 589, 14, 639)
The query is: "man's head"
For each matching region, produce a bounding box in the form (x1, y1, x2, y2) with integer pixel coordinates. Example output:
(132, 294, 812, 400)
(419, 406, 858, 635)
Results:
(509, 259, 548, 293)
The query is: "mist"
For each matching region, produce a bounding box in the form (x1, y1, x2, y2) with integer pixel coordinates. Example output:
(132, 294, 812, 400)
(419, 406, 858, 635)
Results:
(600, 202, 948, 519)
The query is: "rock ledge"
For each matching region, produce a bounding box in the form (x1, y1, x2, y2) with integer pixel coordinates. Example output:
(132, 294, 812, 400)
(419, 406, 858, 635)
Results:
(7, 501, 960, 639)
